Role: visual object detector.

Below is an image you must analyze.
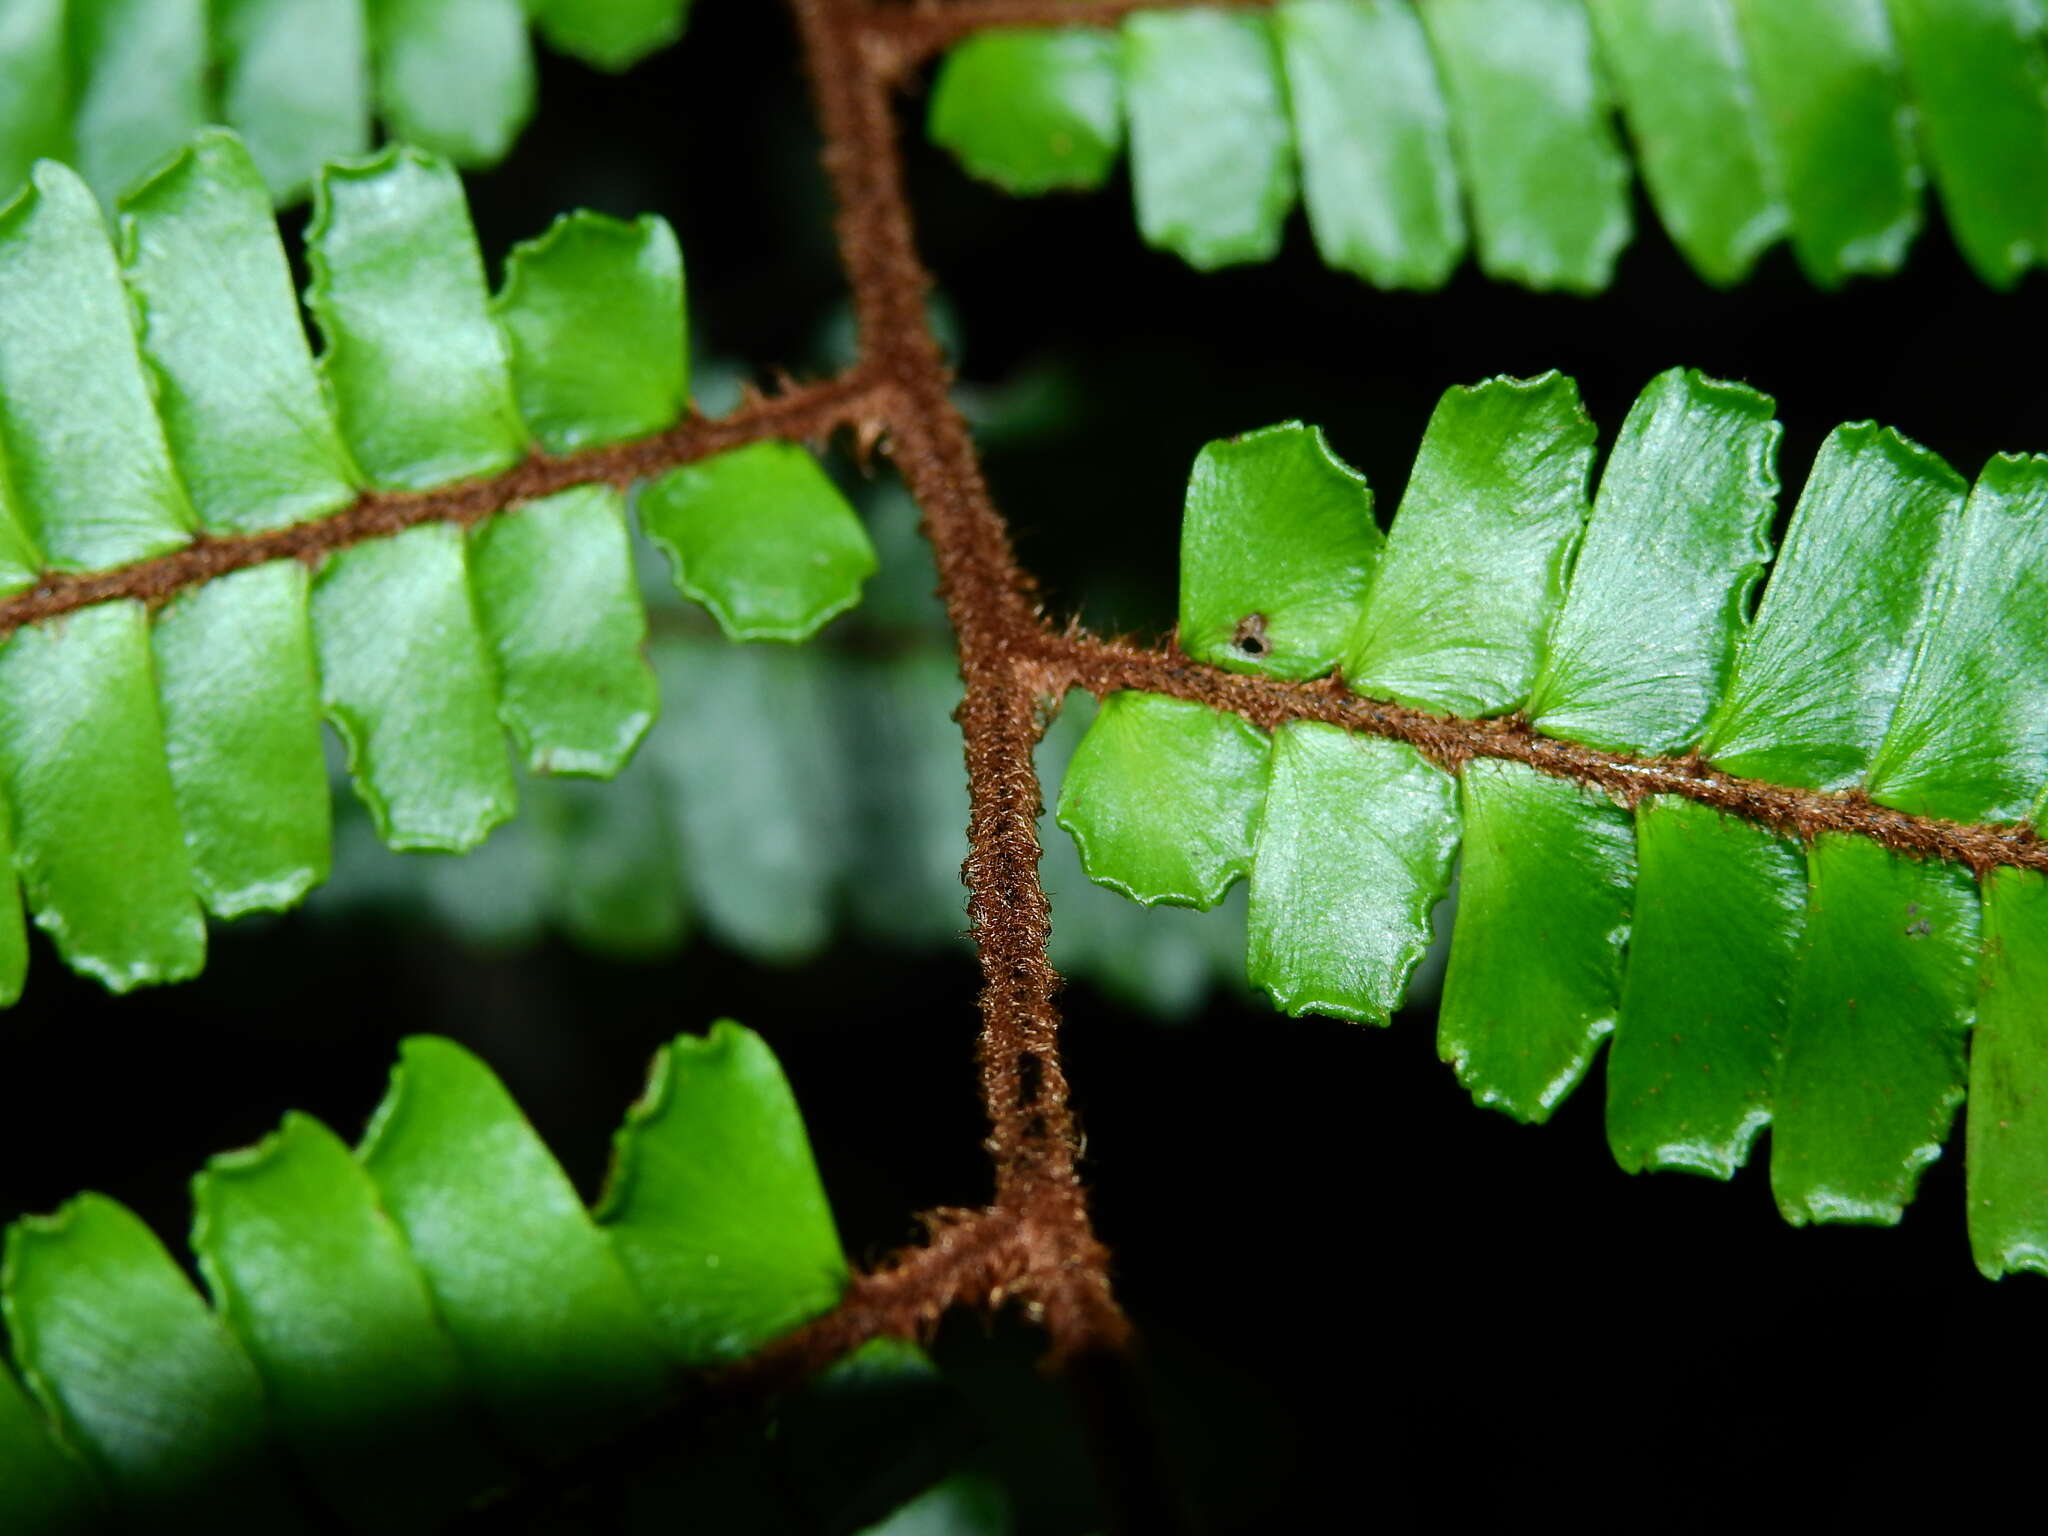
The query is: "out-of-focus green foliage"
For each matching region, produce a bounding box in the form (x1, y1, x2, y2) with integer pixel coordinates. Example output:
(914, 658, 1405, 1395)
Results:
(929, 0, 2048, 292)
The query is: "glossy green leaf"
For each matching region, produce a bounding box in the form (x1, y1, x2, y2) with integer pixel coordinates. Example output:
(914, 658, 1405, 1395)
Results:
(1247, 722, 1458, 1023)
(646, 637, 847, 961)
(0, 604, 205, 992)
(927, 30, 1124, 194)
(1274, 0, 1465, 290)
(1970, 866, 2048, 1278)
(1177, 421, 1382, 679)
(214, 0, 373, 202)
(1701, 422, 1964, 788)
(2, 1195, 302, 1527)
(1729, 0, 1923, 286)
(494, 210, 688, 453)
(119, 131, 361, 536)
(1418, 0, 1632, 292)
(1056, 691, 1270, 909)
(1122, 9, 1296, 270)
(1866, 454, 2048, 823)
(1883, 0, 2048, 288)
(530, 0, 689, 72)
(639, 443, 877, 642)
(1343, 373, 1595, 716)
(0, 0, 69, 200)
(357, 1037, 669, 1452)
(1606, 796, 1805, 1178)
(0, 784, 24, 1009)
(311, 524, 517, 852)
(367, 0, 534, 166)
(1584, 0, 1788, 286)
(1527, 368, 1780, 753)
(469, 485, 658, 776)
(1439, 760, 1634, 1123)
(153, 562, 332, 918)
(1041, 695, 1250, 1018)
(600, 1022, 847, 1365)
(192, 1113, 509, 1531)
(307, 146, 528, 489)
(0, 1360, 99, 1536)
(67, 0, 209, 205)
(0, 161, 194, 578)
(1772, 834, 1976, 1225)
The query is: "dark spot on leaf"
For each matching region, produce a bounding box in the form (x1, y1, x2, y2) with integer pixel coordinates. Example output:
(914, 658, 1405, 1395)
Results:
(1232, 612, 1269, 659)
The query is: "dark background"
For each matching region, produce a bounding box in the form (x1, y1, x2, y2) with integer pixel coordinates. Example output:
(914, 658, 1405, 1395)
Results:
(5, 1, 2044, 1529)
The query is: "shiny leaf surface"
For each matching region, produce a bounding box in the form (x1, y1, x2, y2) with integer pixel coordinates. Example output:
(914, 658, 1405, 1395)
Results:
(1056, 691, 1271, 909)
(119, 131, 361, 535)
(192, 1113, 508, 1531)
(1701, 422, 1963, 788)
(1439, 760, 1633, 1123)
(1605, 797, 1805, 1178)
(1418, 0, 1632, 292)
(1178, 421, 1382, 679)
(153, 562, 332, 918)
(1247, 723, 1458, 1023)
(1970, 866, 2048, 1277)
(367, 0, 534, 167)
(469, 485, 658, 776)
(1343, 373, 1594, 715)
(307, 146, 527, 489)
(1883, 0, 2048, 288)
(0, 604, 205, 992)
(214, 0, 373, 202)
(1274, 0, 1465, 289)
(311, 525, 517, 852)
(1729, 0, 1923, 286)
(0, 161, 194, 580)
(3, 1195, 301, 1528)
(1123, 9, 1296, 270)
(1772, 834, 1976, 1225)
(493, 210, 688, 453)
(928, 29, 1124, 194)
(639, 443, 877, 642)
(601, 1021, 848, 1365)
(357, 1037, 669, 1452)
(1865, 452, 2048, 823)
(1583, 0, 1787, 286)
(1527, 367, 1780, 753)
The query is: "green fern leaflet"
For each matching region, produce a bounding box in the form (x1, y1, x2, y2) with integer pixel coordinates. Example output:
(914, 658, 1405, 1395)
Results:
(0, 0, 695, 207)
(0, 1022, 963, 1533)
(1058, 366, 2048, 1279)
(0, 130, 873, 1007)
(930, 0, 2048, 291)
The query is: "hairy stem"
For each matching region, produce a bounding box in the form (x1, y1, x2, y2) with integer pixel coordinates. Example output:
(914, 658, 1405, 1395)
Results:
(0, 371, 888, 640)
(1039, 630, 2048, 877)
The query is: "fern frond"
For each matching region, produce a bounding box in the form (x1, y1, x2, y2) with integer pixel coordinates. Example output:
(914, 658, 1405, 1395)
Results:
(0, 0, 691, 207)
(0, 130, 874, 1006)
(929, 0, 2048, 291)
(0, 1021, 946, 1532)
(1056, 365, 2048, 1276)
(311, 489, 1252, 1019)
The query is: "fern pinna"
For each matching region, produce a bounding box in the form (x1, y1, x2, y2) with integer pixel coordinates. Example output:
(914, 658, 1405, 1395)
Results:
(0, 1022, 953, 1531)
(0, 0, 694, 206)
(0, 130, 872, 1005)
(1057, 366, 2048, 1278)
(930, 0, 2048, 291)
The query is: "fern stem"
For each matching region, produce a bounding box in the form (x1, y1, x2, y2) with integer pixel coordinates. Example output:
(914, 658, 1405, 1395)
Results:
(1045, 629, 2048, 879)
(0, 371, 889, 641)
